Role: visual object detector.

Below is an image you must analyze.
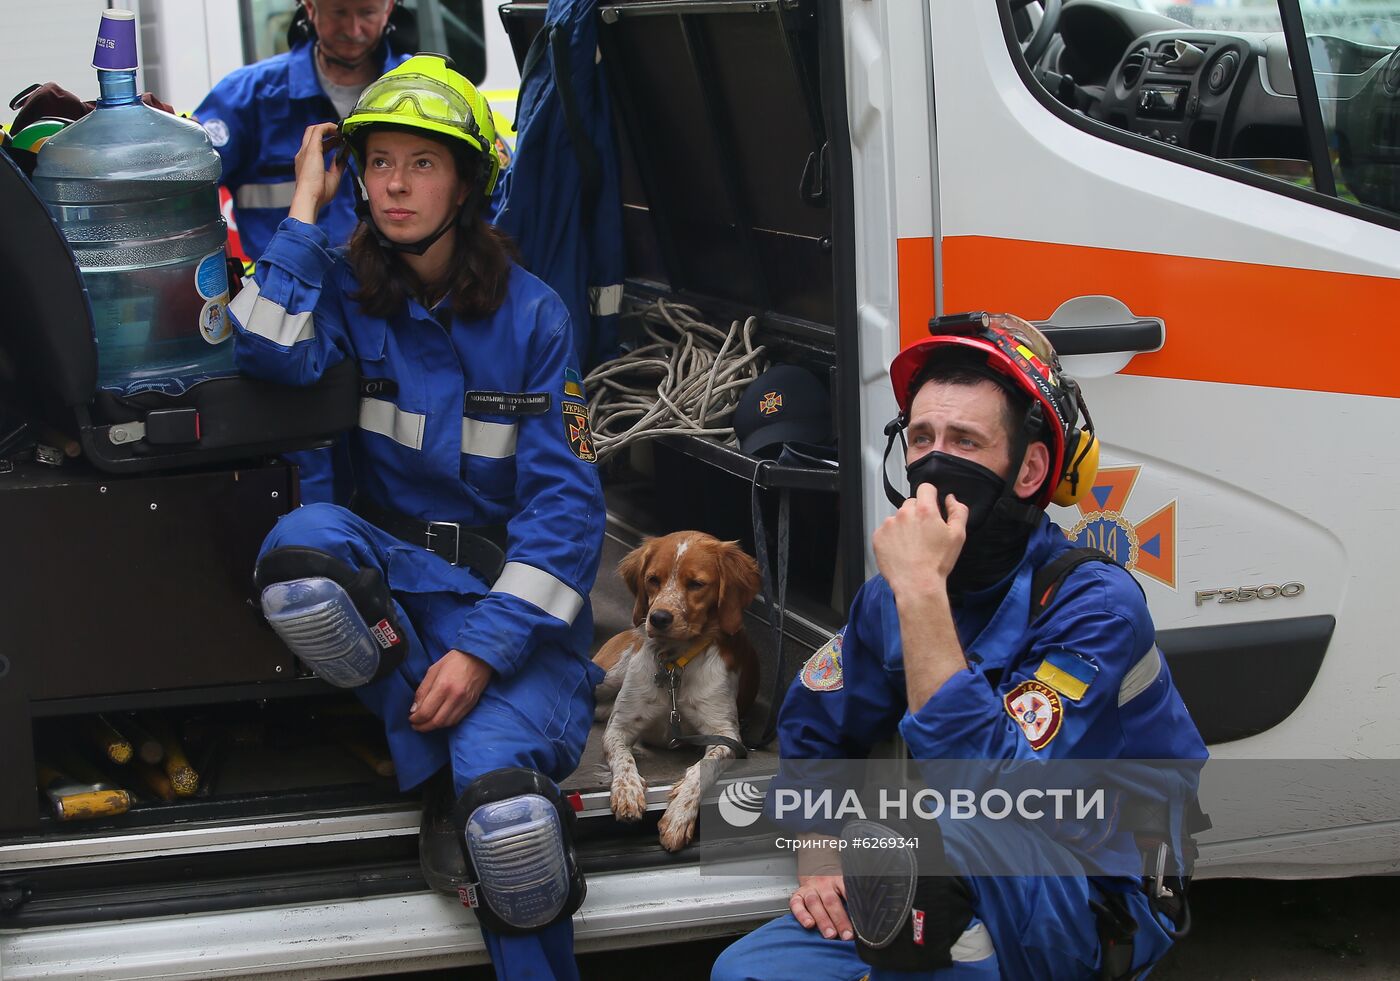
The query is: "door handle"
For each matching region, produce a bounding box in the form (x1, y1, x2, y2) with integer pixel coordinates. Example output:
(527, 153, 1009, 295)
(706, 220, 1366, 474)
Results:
(1040, 319, 1163, 356)
(1034, 296, 1165, 367)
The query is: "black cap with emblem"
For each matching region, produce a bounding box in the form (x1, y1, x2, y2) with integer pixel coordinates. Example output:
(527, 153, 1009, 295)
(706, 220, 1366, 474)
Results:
(733, 365, 833, 458)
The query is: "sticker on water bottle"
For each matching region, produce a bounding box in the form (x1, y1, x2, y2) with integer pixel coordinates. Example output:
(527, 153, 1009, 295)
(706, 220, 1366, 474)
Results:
(199, 300, 231, 344)
(195, 250, 229, 301)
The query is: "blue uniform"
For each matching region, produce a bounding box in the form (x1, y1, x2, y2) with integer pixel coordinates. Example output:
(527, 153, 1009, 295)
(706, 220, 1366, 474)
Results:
(494, 0, 625, 371)
(230, 217, 606, 981)
(713, 517, 1208, 981)
(194, 42, 409, 262)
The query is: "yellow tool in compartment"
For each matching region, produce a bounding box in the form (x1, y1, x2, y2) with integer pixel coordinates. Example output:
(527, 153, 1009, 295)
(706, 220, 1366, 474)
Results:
(90, 714, 134, 765)
(334, 726, 396, 778)
(36, 763, 132, 822)
(140, 714, 200, 796)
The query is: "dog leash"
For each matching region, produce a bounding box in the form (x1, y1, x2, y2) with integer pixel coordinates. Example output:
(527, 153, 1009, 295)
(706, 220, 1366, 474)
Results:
(748, 460, 791, 749)
(655, 640, 748, 759)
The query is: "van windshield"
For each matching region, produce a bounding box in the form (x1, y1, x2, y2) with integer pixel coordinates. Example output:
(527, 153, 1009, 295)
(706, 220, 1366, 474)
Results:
(1105, 0, 1282, 33)
(1104, 0, 1400, 47)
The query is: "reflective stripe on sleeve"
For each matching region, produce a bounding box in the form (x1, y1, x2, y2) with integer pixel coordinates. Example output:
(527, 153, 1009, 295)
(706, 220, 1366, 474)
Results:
(492, 562, 585, 625)
(461, 418, 518, 459)
(588, 283, 623, 317)
(228, 280, 314, 347)
(1118, 645, 1163, 706)
(359, 397, 425, 450)
(235, 181, 298, 210)
(951, 922, 995, 963)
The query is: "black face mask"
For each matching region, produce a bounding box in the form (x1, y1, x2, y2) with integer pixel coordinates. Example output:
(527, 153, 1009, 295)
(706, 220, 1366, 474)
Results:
(905, 452, 1005, 531)
(904, 451, 1041, 595)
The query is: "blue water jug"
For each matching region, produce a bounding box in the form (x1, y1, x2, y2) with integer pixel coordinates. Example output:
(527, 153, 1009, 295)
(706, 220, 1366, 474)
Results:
(31, 9, 235, 395)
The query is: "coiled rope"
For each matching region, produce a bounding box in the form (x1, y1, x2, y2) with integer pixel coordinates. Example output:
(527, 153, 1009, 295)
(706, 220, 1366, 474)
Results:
(584, 299, 769, 464)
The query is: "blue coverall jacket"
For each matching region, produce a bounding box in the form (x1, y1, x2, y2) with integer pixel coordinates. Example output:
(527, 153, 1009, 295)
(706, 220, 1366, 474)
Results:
(715, 516, 1208, 980)
(194, 42, 409, 260)
(229, 218, 605, 980)
(229, 218, 607, 793)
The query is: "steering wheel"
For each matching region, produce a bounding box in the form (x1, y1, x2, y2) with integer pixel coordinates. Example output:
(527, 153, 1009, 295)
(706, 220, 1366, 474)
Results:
(1011, 0, 1064, 69)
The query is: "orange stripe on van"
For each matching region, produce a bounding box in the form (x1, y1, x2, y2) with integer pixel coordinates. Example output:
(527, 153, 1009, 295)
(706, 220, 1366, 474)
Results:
(898, 235, 1400, 399)
(897, 236, 936, 346)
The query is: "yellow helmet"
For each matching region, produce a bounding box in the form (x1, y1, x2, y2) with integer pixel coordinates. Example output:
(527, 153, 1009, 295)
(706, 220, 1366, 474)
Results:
(342, 53, 500, 195)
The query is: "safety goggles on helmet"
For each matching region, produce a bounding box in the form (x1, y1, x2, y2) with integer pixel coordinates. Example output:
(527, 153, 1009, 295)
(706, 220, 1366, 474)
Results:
(888, 312, 1099, 508)
(342, 54, 500, 194)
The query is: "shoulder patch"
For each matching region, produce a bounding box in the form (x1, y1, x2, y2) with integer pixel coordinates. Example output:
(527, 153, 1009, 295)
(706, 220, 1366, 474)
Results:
(562, 400, 596, 462)
(1033, 650, 1098, 702)
(202, 118, 229, 148)
(800, 630, 844, 692)
(1004, 680, 1063, 750)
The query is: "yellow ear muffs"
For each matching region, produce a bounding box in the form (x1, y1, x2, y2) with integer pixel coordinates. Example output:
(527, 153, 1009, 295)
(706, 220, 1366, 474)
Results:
(1052, 429, 1100, 508)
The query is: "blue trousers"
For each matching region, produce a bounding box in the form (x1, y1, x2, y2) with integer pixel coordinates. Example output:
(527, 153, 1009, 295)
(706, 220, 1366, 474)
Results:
(712, 887, 1172, 981)
(713, 914, 998, 981)
(261, 503, 599, 981)
(712, 817, 1176, 981)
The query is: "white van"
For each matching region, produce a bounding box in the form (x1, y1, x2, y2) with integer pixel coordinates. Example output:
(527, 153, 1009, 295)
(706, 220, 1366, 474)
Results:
(3, 0, 1400, 976)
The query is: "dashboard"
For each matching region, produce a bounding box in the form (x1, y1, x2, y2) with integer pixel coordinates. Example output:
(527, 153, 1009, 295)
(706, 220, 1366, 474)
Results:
(1039, 0, 1398, 192)
(1092, 30, 1288, 160)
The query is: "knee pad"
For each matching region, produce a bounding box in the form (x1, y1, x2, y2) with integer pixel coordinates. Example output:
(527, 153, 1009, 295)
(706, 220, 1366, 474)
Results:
(255, 546, 408, 688)
(451, 767, 586, 935)
(840, 818, 974, 973)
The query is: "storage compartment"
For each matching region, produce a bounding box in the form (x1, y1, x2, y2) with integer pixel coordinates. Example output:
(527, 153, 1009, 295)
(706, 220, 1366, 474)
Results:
(1, 0, 859, 923)
(507, 0, 859, 617)
(0, 458, 308, 832)
(27, 698, 404, 832)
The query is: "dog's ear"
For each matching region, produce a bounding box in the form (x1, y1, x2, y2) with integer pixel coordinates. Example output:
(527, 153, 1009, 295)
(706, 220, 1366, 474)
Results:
(716, 540, 762, 636)
(617, 539, 654, 628)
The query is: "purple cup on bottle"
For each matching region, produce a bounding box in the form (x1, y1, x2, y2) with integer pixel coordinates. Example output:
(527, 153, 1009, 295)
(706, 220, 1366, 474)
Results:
(92, 9, 138, 72)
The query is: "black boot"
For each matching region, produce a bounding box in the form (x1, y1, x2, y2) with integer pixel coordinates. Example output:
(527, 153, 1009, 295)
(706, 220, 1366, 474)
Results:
(418, 769, 467, 896)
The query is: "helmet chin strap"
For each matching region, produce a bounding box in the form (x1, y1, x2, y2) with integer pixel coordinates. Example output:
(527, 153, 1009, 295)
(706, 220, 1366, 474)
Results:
(881, 415, 910, 509)
(351, 164, 476, 257)
(316, 40, 375, 71)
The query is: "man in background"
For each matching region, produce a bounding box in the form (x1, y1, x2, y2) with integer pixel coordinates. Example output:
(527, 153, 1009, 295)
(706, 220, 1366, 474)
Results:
(195, 0, 408, 262)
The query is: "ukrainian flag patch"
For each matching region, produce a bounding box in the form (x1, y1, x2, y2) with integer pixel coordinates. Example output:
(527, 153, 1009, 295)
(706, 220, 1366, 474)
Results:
(1034, 650, 1098, 702)
(564, 367, 585, 400)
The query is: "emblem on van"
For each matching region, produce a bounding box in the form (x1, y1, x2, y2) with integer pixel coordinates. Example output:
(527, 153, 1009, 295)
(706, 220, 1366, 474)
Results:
(1195, 583, 1304, 606)
(1064, 466, 1177, 590)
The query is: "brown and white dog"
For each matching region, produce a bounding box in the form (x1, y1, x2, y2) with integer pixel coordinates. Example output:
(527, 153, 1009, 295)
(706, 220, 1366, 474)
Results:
(593, 531, 761, 852)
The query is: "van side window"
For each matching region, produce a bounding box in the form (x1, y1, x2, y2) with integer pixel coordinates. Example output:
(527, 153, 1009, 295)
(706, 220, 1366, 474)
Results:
(239, 1, 489, 84)
(1007, 0, 1400, 222)
(434, 0, 488, 83)
(244, 0, 300, 60)
(1303, 5, 1400, 213)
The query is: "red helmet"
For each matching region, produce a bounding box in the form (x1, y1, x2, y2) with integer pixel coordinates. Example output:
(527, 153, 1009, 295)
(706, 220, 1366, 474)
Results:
(888, 312, 1098, 508)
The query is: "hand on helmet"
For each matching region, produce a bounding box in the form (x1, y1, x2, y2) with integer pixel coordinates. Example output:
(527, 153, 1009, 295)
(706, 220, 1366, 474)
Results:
(289, 122, 346, 223)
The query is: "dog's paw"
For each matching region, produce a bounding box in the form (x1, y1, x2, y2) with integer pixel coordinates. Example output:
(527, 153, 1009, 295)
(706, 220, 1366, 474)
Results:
(610, 772, 648, 823)
(658, 800, 698, 852)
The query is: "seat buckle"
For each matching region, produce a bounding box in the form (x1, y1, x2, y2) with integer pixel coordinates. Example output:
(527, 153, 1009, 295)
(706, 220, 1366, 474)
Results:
(425, 521, 461, 565)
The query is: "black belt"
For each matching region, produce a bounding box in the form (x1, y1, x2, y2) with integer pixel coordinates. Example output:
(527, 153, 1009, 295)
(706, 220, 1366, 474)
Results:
(351, 495, 507, 583)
